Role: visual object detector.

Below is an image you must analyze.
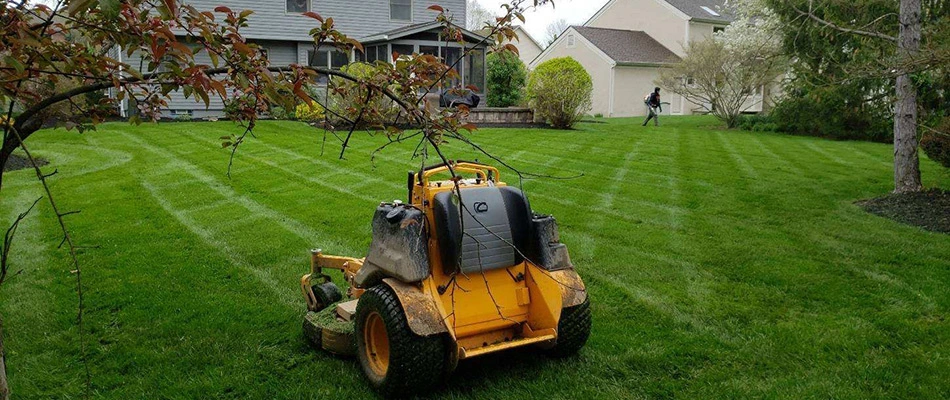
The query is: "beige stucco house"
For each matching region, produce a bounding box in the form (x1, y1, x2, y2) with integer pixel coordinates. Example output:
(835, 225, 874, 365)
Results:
(530, 0, 742, 118)
(480, 25, 545, 69)
(511, 26, 545, 68)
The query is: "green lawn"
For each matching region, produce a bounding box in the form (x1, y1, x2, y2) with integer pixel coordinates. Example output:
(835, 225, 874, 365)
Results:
(2, 116, 949, 398)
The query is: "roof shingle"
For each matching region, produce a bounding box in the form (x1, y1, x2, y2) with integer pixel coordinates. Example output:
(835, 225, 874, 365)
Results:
(664, 0, 735, 23)
(571, 27, 680, 65)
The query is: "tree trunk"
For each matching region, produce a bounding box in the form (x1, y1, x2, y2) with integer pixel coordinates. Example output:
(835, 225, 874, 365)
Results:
(893, 0, 923, 193)
(0, 316, 9, 400)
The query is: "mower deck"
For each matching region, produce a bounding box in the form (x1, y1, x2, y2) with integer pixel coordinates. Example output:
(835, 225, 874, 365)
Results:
(303, 304, 356, 356)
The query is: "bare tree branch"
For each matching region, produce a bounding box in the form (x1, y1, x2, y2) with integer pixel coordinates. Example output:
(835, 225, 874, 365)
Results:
(1, 197, 42, 286)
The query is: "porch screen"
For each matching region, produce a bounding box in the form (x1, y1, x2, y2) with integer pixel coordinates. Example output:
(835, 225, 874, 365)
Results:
(440, 47, 462, 88)
(465, 49, 485, 93)
(392, 44, 414, 58)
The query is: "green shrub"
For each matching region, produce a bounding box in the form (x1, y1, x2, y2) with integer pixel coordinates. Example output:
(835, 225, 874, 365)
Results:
(295, 102, 326, 123)
(268, 106, 294, 120)
(921, 120, 950, 168)
(738, 114, 779, 132)
(527, 57, 592, 129)
(328, 62, 397, 128)
(173, 113, 193, 122)
(486, 52, 528, 107)
(770, 86, 892, 142)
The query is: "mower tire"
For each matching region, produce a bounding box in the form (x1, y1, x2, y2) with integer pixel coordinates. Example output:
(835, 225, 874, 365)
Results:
(312, 282, 343, 311)
(355, 284, 445, 397)
(547, 296, 592, 358)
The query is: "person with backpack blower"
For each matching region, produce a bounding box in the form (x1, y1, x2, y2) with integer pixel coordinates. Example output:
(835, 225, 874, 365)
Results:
(643, 87, 662, 127)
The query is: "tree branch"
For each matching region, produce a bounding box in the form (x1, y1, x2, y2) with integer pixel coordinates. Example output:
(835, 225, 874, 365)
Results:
(792, 0, 897, 42)
(1, 197, 42, 286)
(7, 126, 91, 398)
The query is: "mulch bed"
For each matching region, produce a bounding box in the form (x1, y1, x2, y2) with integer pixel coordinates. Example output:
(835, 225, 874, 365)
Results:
(2, 154, 49, 172)
(857, 189, 950, 234)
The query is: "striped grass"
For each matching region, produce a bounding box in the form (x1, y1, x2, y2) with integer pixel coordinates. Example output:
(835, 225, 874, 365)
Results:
(1, 116, 949, 399)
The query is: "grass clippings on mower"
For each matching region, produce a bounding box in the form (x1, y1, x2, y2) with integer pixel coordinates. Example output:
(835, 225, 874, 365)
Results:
(858, 189, 950, 234)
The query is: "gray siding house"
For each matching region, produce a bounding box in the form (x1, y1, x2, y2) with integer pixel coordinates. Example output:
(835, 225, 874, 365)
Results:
(121, 0, 476, 118)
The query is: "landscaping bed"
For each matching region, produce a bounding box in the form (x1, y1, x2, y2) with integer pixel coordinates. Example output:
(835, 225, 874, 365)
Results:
(858, 189, 950, 234)
(2, 153, 48, 172)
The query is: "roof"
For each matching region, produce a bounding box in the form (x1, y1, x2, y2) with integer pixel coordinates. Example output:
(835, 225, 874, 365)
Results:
(474, 26, 543, 51)
(571, 27, 680, 65)
(513, 26, 544, 51)
(361, 21, 490, 44)
(664, 0, 734, 23)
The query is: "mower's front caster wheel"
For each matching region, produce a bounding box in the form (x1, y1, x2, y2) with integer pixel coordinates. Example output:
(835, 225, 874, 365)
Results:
(312, 282, 343, 311)
(547, 297, 592, 358)
(355, 285, 445, 397)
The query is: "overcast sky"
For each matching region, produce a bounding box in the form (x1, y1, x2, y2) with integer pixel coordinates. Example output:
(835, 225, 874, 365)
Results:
(473, 0, 609, 42)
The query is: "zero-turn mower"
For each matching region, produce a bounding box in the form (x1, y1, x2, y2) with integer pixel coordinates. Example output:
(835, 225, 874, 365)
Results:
(301, 161, 590, 396)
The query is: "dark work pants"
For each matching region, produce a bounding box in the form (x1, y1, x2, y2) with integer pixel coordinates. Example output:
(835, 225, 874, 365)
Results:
(643, 106, 660, 126)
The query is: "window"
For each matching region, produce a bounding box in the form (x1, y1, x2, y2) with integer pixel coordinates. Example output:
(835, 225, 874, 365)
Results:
(309, 50, 328, 68)
(308, 49, 349, 84)
(287, 0, 308, 13)
(366, 46, 378, 63)
(465, 49, 485, 93)
(567, 34, 576, 47)
(309, 49, 349, 69)
(392, 44, 414, 58)
(390, 0, 411, 21)
(377, 46, 389, 62)
(713, 27, 725, 34)
(419, 45, 439, 57)
(330, 50, 349, 69)
(441, 46, 462, 87)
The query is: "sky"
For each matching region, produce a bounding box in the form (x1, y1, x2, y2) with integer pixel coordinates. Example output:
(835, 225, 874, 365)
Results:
(473, 0, 609, 42)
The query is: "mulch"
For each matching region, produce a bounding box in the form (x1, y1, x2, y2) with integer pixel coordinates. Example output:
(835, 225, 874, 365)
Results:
(2, 154, 49, 172)
(857, 189, 950, 234)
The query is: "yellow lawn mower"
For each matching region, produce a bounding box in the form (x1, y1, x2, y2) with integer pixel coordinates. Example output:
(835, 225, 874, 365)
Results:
(300, 161, 590, 397)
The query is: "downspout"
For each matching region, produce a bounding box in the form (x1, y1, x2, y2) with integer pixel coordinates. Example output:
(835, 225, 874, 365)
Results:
(117, 44, 125, 117)
(682, 19, 690, 115)
(608, 65, 615, 117)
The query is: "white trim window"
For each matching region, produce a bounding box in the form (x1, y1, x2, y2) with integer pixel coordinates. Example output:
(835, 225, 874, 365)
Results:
(390, 0, 412, 21)
(286, 0, 309, 13)
(308, 49, 349, 84)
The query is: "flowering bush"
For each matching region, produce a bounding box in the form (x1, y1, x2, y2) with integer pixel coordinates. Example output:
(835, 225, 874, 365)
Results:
(295, 102, 326, 123)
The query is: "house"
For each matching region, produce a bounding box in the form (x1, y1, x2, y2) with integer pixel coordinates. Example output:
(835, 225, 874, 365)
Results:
(120, 0, 484, 118)
(530, 0, 743, 118)
(476, 25, 543, 68)
(508, 26, 545, 68)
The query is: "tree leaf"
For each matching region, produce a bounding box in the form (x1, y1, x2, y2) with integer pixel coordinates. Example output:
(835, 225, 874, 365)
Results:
(302, 11, 324, 22)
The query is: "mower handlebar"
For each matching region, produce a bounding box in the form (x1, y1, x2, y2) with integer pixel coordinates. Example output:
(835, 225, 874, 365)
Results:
(419, 161, 500, 187)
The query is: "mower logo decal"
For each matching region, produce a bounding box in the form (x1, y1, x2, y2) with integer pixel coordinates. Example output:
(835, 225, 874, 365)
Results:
(474, 202, 489, 213)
